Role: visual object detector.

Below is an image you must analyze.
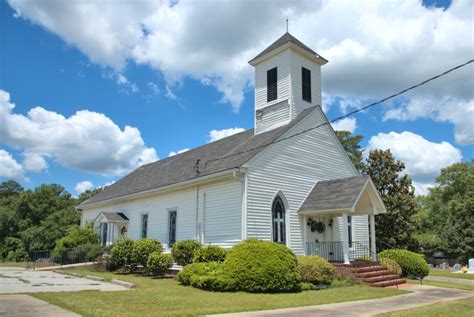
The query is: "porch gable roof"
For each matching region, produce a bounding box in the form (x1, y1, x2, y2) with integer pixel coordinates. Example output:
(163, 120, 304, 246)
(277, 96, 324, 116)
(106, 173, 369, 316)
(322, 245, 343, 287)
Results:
(93, 212, 129, 223)
(298, 175, 386, 214)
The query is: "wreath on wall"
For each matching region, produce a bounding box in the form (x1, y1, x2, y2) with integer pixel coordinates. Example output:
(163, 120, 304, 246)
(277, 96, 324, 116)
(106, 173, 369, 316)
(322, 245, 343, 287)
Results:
(307, 218, 325, 233)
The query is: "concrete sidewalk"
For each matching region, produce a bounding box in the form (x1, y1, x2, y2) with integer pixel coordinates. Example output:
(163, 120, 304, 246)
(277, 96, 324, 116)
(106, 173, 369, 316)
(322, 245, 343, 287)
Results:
(0, 267, 127, 293)
(425, 275, 474, 286)
(210, 285, 473, 317)
(0, 294, 80, 317)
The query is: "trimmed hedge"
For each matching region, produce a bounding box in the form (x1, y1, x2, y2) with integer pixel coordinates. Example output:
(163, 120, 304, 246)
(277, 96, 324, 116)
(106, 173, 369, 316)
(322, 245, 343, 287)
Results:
(132, 238, 163, 268)
(222, 240, 301, 292)
(297, 256, 335, 286)
(378, 257, 402, 276)
(110, 238, 135, 269)
(178, 262, 222, 285)
(193, 245, 228, 263)
(146, 252, 173, 275)
(172, 240, 201, 266)
(378, 249, 429, 278)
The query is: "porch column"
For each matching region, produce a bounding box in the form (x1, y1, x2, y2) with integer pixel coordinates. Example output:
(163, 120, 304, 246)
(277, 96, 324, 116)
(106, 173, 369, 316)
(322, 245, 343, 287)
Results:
(303, 215, 308, 255)
(341, 213, 350, 264)
(370, 214, 377, 262)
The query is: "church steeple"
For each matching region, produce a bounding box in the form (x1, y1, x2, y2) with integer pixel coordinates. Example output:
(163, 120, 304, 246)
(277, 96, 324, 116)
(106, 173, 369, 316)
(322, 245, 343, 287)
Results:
(249, 33, 328, 134)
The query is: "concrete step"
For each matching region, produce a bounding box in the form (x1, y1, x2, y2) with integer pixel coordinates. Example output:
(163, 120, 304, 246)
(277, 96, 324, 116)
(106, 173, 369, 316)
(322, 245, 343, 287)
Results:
(355, 270, 390, 278)
(369, 278, 406, 287)
(363, 274, 400, 283)
(352, 265, 386, 273)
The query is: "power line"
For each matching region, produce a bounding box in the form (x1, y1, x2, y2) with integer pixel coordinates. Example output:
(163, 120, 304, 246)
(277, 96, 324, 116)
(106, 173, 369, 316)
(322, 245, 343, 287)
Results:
(202, 59, 474, 171)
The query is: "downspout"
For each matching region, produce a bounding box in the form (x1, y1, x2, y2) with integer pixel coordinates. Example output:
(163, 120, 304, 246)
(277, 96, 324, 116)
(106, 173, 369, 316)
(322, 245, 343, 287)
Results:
(195, 185, 199, 241)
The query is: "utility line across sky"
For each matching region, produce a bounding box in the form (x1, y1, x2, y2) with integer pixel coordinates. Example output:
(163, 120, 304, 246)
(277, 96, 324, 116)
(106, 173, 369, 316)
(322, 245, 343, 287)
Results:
(199, 59, 474, 172)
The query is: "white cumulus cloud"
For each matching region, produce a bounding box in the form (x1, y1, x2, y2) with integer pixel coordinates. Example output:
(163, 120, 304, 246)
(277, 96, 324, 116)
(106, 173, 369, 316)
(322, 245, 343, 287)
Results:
(384, 97, 474, 145)
(0, 89, 158, 176)
(8, 0, 473, 117)
(208, 127, 245, 143)
(75, 181, 94, 194)
(365, 131, 462, 194)
(331, 118, 357, 133)
(0, 149, 25, 181)
(22, 152, 48, 172)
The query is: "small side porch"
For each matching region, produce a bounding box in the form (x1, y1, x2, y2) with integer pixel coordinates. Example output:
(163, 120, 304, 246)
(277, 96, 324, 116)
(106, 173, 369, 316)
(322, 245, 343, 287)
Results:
(298, 175, 386, 265)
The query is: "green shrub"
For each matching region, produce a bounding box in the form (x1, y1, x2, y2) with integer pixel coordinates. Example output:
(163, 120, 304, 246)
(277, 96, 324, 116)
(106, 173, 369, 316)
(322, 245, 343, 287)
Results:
(378, 249, 429, 278)
(300, 282, 314, 291)
(378, 257, 402, 276)
(222, 240, 301, 292)
(110, 238, 135, 269)
(132, 238, 163, 268)
(52, 223, 101, 263)
(193, 245, 228, 263)
(331, 276, 356, 288)
(297, 256, 335, 286)
(172, 240, 201, 266)
(146, 252, 173, 275)
(177, 262, 222, 285)
(177, 262, 235, 291)
(54, 243, 103, 264)
(6, 251, 15, 262)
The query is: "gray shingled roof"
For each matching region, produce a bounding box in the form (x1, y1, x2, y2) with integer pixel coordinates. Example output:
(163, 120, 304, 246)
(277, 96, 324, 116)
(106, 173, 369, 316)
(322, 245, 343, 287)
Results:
(101, 212, 129, 222)
(298, 175, 369, 213)
(80, 107, 316, 207)
(249, 32, 327, 64)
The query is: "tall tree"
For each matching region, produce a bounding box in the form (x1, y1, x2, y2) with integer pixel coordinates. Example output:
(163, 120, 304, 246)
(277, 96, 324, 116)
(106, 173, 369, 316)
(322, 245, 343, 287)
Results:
(423, 160, 473, 263)
(0, 180, 24, 196)
(363, 149, 419, 250)
(336, 131, 364, 171)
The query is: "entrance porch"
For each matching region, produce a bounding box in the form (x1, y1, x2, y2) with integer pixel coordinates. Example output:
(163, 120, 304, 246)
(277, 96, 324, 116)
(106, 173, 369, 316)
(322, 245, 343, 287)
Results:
(298, 175, 386, 264)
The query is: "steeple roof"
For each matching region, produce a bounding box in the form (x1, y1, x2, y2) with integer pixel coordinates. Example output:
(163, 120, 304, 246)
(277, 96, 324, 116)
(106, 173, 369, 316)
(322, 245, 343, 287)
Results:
(249, 32, 328, 65)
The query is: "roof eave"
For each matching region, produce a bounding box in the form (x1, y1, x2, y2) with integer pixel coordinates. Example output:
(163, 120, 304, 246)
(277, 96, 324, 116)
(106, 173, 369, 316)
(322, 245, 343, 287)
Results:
(78, 167, 243, 209)
(249, 42, 328, 66)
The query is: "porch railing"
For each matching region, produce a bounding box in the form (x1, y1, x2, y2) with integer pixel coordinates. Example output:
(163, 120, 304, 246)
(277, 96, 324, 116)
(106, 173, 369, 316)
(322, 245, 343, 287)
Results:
(305, 241, 372, 262)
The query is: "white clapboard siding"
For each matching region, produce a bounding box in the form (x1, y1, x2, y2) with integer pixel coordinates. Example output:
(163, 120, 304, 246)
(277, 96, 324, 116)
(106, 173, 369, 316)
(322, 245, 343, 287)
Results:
(255, 49, 291, 111)
(352, 215, 369, 242)
(255, 100, 290, 134)
(200, 180, 243, 248)
(290, 51, 322, 118)
(81, 178, 243, 250)
(81, 187, 197, 249)
(245, 107, 358, 255)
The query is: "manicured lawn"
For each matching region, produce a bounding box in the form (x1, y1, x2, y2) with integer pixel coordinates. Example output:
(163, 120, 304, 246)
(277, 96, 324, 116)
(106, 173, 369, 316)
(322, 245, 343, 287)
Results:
(33, 268, 408, 317)
(409, 279, 474, 292)
(377, 296, 474, 317)
(430, 269, 474, 280)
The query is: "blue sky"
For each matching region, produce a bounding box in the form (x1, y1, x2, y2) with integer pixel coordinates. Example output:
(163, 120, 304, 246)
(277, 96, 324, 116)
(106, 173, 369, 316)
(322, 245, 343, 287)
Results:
(0, 0, 472, 195)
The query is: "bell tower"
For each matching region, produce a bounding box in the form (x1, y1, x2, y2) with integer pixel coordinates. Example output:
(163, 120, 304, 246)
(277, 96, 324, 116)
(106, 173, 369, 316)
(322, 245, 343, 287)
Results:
(249, 33, 328, 134)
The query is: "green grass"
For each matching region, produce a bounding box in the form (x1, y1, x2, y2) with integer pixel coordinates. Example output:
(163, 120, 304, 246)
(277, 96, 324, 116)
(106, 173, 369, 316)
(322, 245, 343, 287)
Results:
(409, 279, 474, 292)
(430, 269, 474, 280)
(32, 268, 408, 317)
(377, 296, 474, 317)
(0, 261, 26, 268)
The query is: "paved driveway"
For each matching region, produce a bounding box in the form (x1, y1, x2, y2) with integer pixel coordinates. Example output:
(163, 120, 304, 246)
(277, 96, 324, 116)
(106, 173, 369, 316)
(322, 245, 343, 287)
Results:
(210, 284, 474, 317)
(0, 294, 80, 317)
(0, 267, 127, 293)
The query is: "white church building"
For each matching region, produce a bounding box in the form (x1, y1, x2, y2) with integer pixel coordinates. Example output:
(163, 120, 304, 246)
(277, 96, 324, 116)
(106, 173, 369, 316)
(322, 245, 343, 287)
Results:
(78, 32, 386, 264)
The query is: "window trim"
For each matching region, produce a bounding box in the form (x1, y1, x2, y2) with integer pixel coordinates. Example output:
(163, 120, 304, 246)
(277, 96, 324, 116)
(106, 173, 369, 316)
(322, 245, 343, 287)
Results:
(302, 67, 312, 103)
(267, 67, 278, 102)
(271, 195, 287, 245)
(348, 215, 353, 248)
(168, 209, 177, 248)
